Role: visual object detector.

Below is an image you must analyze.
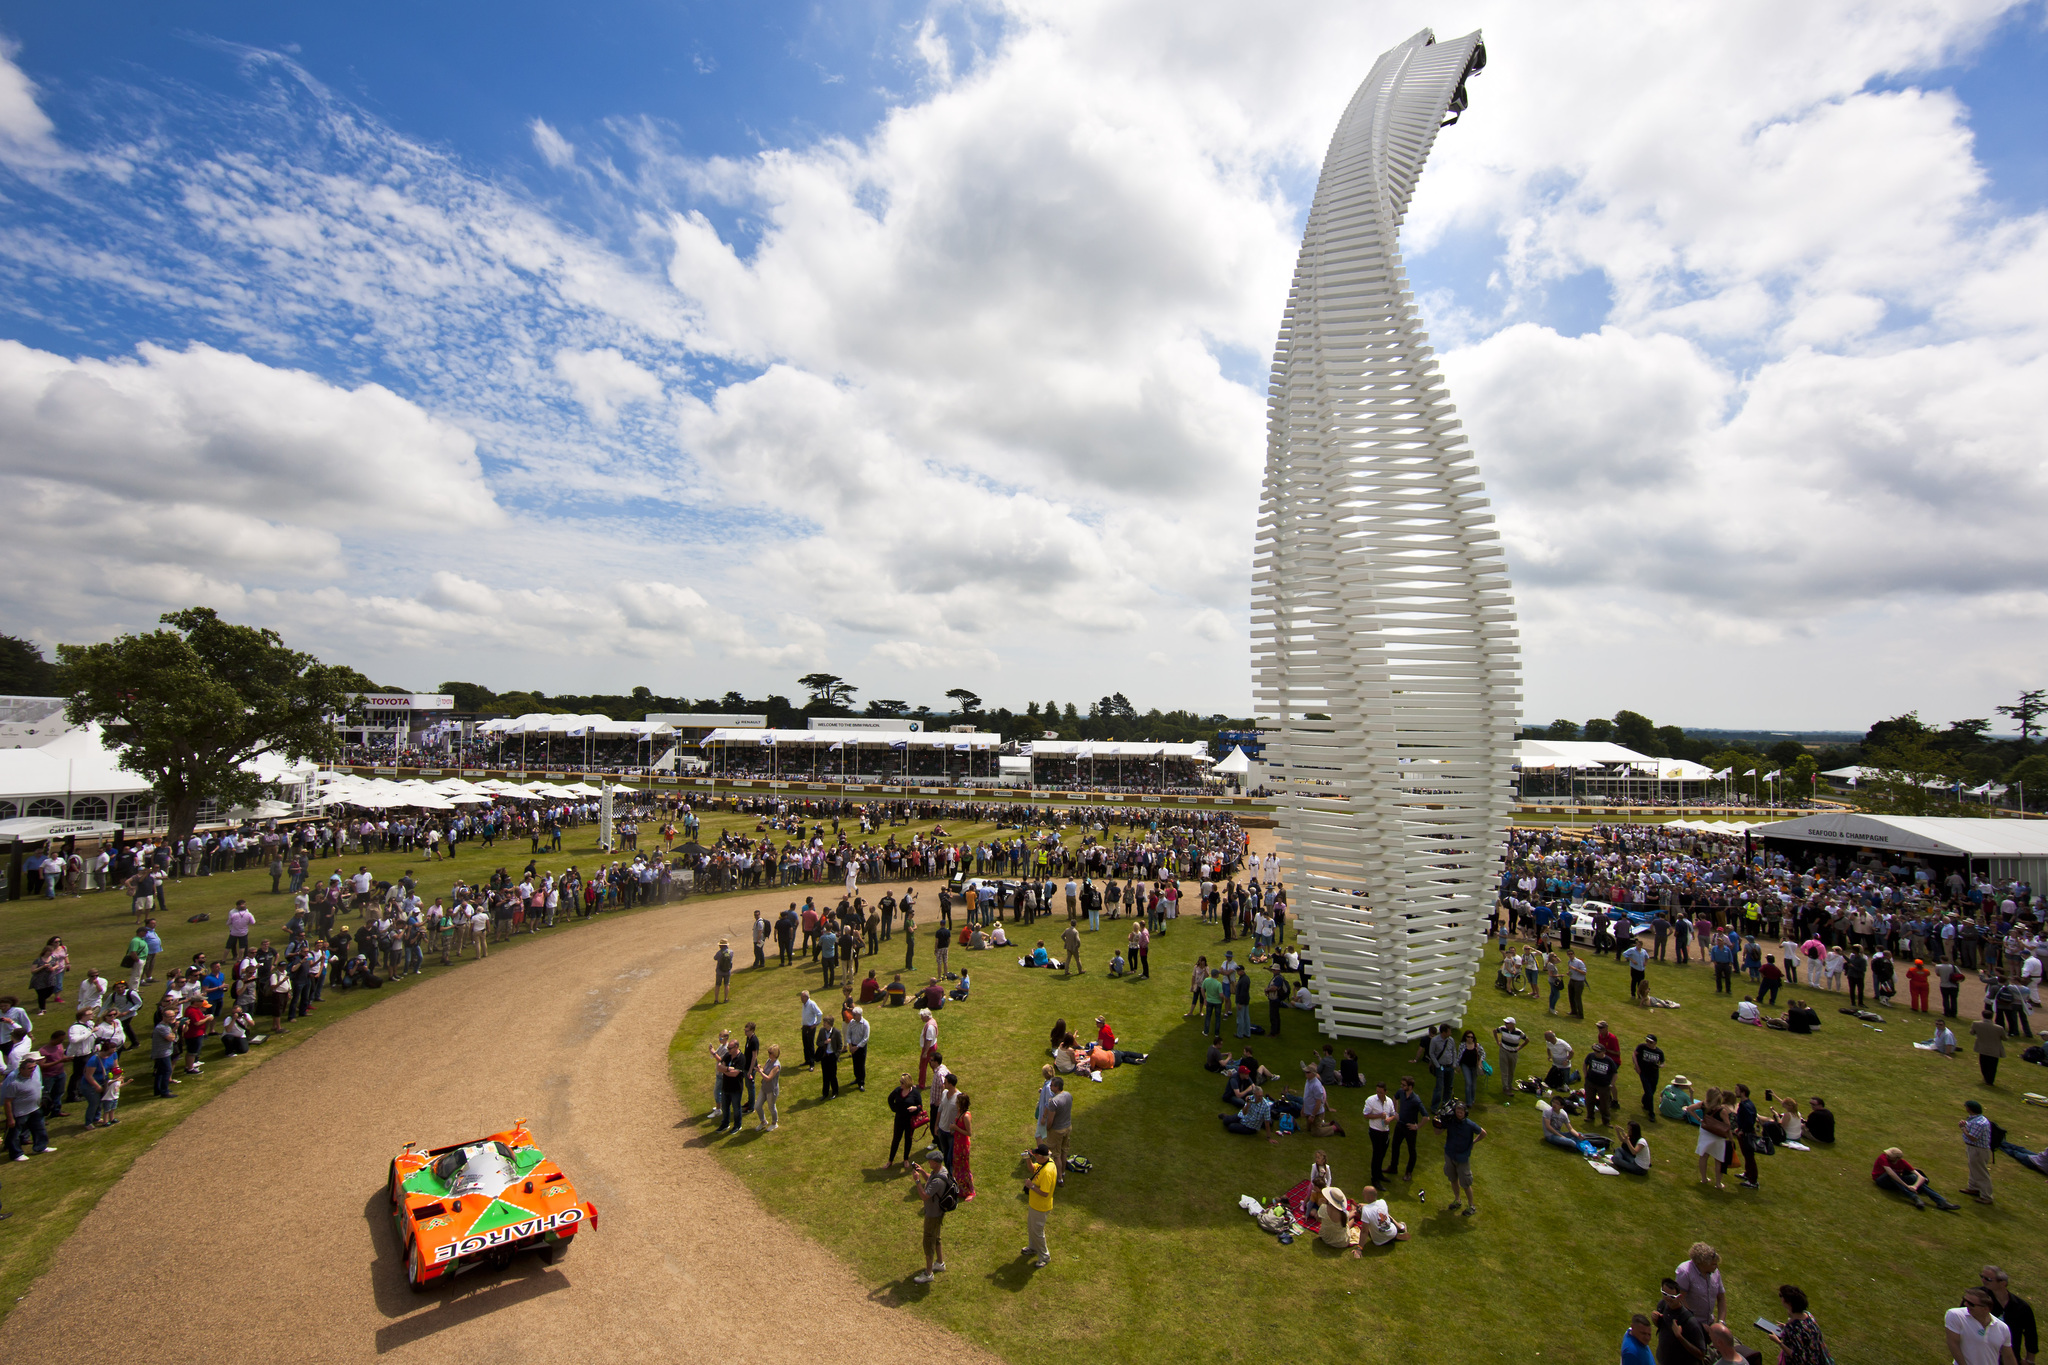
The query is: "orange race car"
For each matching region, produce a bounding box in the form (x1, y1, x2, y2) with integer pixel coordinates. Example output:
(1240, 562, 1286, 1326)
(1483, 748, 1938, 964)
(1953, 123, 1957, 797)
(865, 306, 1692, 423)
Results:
(387, 1118, 598, 1291)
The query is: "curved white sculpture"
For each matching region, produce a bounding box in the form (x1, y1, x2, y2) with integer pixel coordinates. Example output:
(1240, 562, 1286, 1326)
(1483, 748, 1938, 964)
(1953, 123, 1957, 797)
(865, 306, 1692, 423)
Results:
(1253, 28, 1520, 1043)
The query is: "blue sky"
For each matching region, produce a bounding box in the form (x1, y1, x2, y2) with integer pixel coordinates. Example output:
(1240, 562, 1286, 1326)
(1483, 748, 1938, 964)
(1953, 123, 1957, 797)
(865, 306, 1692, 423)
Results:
(1, 2, 2045, 728)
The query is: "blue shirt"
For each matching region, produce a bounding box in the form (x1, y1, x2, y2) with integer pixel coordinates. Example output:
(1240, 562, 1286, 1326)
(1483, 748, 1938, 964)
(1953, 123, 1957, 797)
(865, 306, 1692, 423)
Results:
(1620, 1330, 1654, 1365)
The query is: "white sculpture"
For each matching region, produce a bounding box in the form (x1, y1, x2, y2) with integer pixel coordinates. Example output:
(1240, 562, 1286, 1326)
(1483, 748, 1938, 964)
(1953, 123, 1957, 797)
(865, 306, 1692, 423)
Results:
(1252, 28, 1520, 1043)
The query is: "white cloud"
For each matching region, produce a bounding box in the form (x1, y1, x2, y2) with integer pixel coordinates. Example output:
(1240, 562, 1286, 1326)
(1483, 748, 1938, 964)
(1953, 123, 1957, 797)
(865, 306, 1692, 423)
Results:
(552, 347, 664, 424)
(0, 340, 500, 531)
(528, 118, 576, 170)
(0, 0, 2042, 727)
(0, 38, 68, 172)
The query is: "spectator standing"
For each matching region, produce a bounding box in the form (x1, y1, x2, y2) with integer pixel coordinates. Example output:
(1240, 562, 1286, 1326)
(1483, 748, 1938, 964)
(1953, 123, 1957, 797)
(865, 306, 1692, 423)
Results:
(1674, 1245, 1726, 1325)
(1949, 1287, 2019, 1365)
(1493, 1017, 1525, 1102)
(712, 940, 732, 1003)
(799, 991, 822, 1071)
(1972, 1008, 2009, 1085)
(932, 1074, 961, 1167)
(1653, 1277, 1709, 1365)
(1620, 1314, 1655, 1365)
(754, 1043, 781, 1132)
(846, 1007, 870, 1091)
(1022, 1145, 1056, 1268)
(1981, 1266, 2037, 1365)
(3, 1056, 52, 1159)
(1043, 1077, 1073, 1181)
(1432, 1100, 1485, 1215)
(908, 1157, 952, 1284)
(887, 1073, 923, 1166)
(817, 1016, 842, 1099)
(1363, 1082, 1396, 1186)
(1634, 1034, 1665, 1121)
(1961, 1099, 1997, 1205)
(149, 1011, 177, 1098)
(1568, 951, 1588, 1017)
(1390, 1076, 1424, 1179)
(1061, 922, 1082, 977)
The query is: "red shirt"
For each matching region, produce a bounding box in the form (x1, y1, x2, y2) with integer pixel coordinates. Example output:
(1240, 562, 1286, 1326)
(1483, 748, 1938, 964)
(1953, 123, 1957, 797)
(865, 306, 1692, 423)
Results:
(1872, 1152, 1914, 1184)
(1597, 1029, 1620, 1061)
(1097, 1023, 1117, 1050)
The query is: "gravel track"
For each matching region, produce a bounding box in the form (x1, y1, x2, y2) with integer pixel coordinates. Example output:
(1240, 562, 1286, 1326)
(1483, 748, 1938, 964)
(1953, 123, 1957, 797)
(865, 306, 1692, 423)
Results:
(0, 888, 1000, 1364)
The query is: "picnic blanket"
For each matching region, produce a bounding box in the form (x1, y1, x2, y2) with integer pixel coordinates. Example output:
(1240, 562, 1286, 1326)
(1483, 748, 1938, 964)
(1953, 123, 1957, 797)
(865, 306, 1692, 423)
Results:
(1279, 1178, 1325, 1234)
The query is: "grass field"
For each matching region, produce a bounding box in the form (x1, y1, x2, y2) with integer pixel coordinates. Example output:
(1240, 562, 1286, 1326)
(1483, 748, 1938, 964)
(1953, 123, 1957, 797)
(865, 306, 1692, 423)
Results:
(673, 906, 2047, 1364)
(0, 807, 1061, 1319)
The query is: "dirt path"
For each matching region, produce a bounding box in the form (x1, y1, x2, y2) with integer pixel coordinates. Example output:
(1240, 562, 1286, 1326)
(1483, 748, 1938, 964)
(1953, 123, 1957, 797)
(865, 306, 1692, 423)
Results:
(0, 889, 1002, 1364)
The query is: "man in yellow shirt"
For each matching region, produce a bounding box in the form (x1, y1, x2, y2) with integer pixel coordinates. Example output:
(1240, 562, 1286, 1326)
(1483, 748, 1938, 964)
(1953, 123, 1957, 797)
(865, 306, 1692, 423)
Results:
(1023, 1144, 1057, 1268)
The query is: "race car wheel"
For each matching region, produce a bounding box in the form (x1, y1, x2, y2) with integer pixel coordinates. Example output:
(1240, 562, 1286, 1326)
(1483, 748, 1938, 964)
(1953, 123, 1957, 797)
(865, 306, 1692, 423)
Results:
(405, 1238, 427, 1293)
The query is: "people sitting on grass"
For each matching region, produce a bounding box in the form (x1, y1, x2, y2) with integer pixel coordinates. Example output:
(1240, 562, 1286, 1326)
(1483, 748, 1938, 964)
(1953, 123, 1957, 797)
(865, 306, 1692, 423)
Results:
(884, 975, 908, 1007)
(859, 970, 881, 1004)
(1735, 996, 1762, 1023)
(1872, 1146, 1961, 1210)
(1781, 999, 1821, 1034)
(1025, 942, 1054, 968)
(1339, 1049, 1362, 1087)
(1804, 1097, 1836, 1143)
(1221, 1085, 1274, 1136)
(949, 970, 970, 1003)
(1611, 1121, 1651, 1174)
(1108, 952, 1126, 977)
(1540, 1098, 1608, 1153)
(988, 922, 1008, 947)
(1763, 1096, 1804, 1144)
(1205, 1037, 1230, 1073)
(1660, 1075, 1699, 1124)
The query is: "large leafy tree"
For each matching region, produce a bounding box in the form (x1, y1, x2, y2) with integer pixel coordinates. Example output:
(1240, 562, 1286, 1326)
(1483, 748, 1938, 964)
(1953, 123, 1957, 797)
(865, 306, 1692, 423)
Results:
(0, 634, 65, 695)
(59, 608, 356, 843)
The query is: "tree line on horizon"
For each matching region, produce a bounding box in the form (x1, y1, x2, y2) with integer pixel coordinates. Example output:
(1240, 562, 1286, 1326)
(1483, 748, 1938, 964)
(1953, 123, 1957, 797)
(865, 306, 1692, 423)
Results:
(11, 611, 2048, 845)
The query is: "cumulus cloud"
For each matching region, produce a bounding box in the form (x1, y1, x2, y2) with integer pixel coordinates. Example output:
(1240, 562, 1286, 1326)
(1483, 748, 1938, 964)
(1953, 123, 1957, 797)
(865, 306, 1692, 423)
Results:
(553, 347, 664, 424)
(0, 340, 501, 530)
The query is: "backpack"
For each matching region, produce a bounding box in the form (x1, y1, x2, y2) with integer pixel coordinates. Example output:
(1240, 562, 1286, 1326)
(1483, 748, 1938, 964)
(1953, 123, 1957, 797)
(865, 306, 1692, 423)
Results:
(1989, 1117, 2009, 1150)
(1064, 1154, 1092, 1174)
(935, 1174, 961, 1213)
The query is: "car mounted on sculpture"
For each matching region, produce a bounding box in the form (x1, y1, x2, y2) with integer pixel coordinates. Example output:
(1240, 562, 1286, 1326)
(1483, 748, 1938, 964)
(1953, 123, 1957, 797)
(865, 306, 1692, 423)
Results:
(388, 1118, 597, 1291)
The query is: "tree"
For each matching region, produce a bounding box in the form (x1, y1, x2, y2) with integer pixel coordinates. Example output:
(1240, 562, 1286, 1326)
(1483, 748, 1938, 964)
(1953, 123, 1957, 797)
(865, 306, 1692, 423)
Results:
(1611, 709, 1658, 754)
(945, 688, 982, 714)
(58, 608, 355, 844)
(797, 673, 857, 708)
(438, 680, 499, 712)
(1864, 711, 1928, 749)
(1544, 718, 1581, 740)
(865, 698, 908, 718)
(1654, 725, 1687, 756)
(1024, 702, 1040, 720)
(2007, 754, 2048, 811)
(0, 634, 65, 695)
(1767, 740, 1807, 768)
(1855, 729, 1977, 818)
(1582, 717, 1615, 743)
(1997, 689, 2048, 741)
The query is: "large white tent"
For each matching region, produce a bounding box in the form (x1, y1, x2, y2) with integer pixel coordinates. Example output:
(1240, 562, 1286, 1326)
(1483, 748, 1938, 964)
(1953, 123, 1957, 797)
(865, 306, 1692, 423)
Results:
(1213, 746, 1252, 776)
